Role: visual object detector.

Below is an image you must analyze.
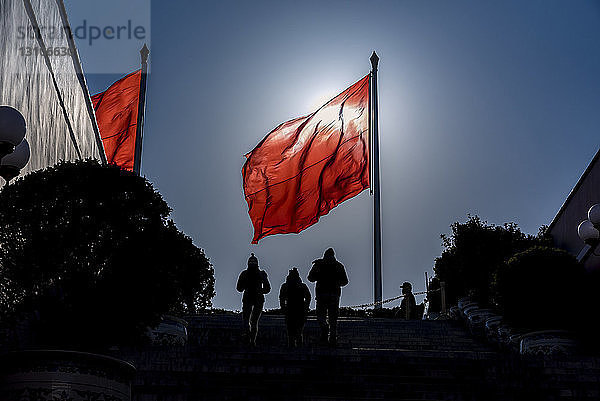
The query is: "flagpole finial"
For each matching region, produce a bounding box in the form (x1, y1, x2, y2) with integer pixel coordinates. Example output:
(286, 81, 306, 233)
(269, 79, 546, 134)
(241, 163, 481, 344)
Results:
(370, 51, 379, 70)
(140, 44, 149, 65)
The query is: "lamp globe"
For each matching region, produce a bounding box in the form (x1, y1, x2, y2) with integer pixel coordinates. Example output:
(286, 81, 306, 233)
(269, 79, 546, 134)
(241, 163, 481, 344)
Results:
(0, 106, 26, 159)
(578, 219, 600, 246)
(588, 204, 600, 229)
(0, 139, 30, 183)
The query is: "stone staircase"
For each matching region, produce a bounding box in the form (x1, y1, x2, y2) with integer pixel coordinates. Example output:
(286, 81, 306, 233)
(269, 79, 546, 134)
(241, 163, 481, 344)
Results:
(113, 315, 600, 401)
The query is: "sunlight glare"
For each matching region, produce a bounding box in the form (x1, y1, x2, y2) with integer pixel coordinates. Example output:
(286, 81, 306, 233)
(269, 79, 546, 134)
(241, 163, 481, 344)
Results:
(306, 87, 338, 113)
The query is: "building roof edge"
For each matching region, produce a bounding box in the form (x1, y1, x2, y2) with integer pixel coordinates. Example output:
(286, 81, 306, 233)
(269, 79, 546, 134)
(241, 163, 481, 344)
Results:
(548, 146, 600, 232)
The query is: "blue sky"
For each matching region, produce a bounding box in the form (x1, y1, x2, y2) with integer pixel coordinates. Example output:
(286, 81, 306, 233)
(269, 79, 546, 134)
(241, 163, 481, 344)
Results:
(72, 0, 600, 310)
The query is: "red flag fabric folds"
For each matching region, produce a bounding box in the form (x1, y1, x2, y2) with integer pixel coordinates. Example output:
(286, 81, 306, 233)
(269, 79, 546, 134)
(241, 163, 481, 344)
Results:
(242, 75, 370, 243)
(91, 69, 141, 172)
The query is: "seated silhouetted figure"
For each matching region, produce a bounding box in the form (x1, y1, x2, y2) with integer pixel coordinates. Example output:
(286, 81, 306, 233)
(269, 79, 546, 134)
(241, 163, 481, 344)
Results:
(279, 267, 311, 347)
(397, 282, 419, 320)
(308, 248, 348, 346)
(236, 253, 271, 346)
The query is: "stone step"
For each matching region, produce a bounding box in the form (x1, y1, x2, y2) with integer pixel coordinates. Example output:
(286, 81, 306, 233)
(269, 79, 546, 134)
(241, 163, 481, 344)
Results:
(131, 378, 501, 401)
(113, 315, 600, 401)
(120, 345, 505, 401)
(187, 315, 492, 352)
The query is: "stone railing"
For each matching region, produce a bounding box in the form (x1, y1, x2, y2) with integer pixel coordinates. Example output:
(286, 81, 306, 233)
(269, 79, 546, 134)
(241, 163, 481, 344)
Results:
(0, 349, 136, 401)
(453, 297, 579, 356)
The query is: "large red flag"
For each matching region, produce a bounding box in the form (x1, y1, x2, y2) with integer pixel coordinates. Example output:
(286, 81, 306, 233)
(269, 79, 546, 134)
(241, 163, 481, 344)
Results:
(91, 69, 141, 172)
(243, 75, 370, 243)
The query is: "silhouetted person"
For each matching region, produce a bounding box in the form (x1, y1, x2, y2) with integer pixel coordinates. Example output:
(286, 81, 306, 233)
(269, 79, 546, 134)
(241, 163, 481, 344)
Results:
(308, 248, 348, 346)
(397, 282, 418, 320)
(279, 267, 311, 347)
(236, 253, 271, 346)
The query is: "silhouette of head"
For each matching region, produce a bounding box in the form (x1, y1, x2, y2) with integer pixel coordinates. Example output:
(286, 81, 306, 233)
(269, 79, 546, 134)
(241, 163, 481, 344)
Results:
(248, 253, 258, 269)
(401, 281, 412, 294)
(287, 267, 301, 283)
(324, 248, 335, 261)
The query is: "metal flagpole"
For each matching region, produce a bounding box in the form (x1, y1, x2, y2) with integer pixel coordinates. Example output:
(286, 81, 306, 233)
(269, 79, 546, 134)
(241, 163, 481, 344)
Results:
(133, 44, 149, 176)
(370, 51, 382, 309)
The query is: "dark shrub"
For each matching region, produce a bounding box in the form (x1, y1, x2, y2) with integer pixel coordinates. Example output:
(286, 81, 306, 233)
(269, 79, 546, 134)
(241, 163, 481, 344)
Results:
(0, 160, 214, 350)
(494, 246, 584, 331)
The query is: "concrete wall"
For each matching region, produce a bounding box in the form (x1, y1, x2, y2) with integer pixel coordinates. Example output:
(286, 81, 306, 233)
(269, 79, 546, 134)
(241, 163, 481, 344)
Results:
(549, 149, 600, 270)
(0, 0, 104, 184)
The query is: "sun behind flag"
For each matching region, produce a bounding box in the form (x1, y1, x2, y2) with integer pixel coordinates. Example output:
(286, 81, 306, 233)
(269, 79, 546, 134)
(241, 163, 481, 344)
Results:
(242, 75, 370, 243)
(91, 69, 142, 172)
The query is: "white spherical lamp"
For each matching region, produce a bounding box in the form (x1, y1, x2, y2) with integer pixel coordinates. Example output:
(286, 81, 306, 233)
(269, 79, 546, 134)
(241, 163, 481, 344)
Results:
(2, 138, 30, 169)
(0, 106, 26, 159)
(588, 204, 600, 229)
(0, 139, 30, 183)
(578, 219, 600, 246)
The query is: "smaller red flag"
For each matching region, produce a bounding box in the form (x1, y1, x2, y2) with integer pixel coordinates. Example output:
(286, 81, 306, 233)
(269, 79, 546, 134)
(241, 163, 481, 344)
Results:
(91, 70, 141, 172)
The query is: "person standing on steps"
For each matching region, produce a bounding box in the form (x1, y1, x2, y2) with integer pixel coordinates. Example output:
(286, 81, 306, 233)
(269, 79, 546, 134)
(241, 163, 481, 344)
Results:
(397, 281, 417, 320)
(236, 253, 271, 346)
(279, 267, 311, 347)
(308, 247, 348, 346)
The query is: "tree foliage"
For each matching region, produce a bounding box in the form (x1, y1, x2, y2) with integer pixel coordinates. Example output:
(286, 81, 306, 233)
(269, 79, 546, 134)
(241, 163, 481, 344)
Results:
(0, 160, 214, 349)
(163, 221, 215, 315)
(433, 215, 545, 306)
